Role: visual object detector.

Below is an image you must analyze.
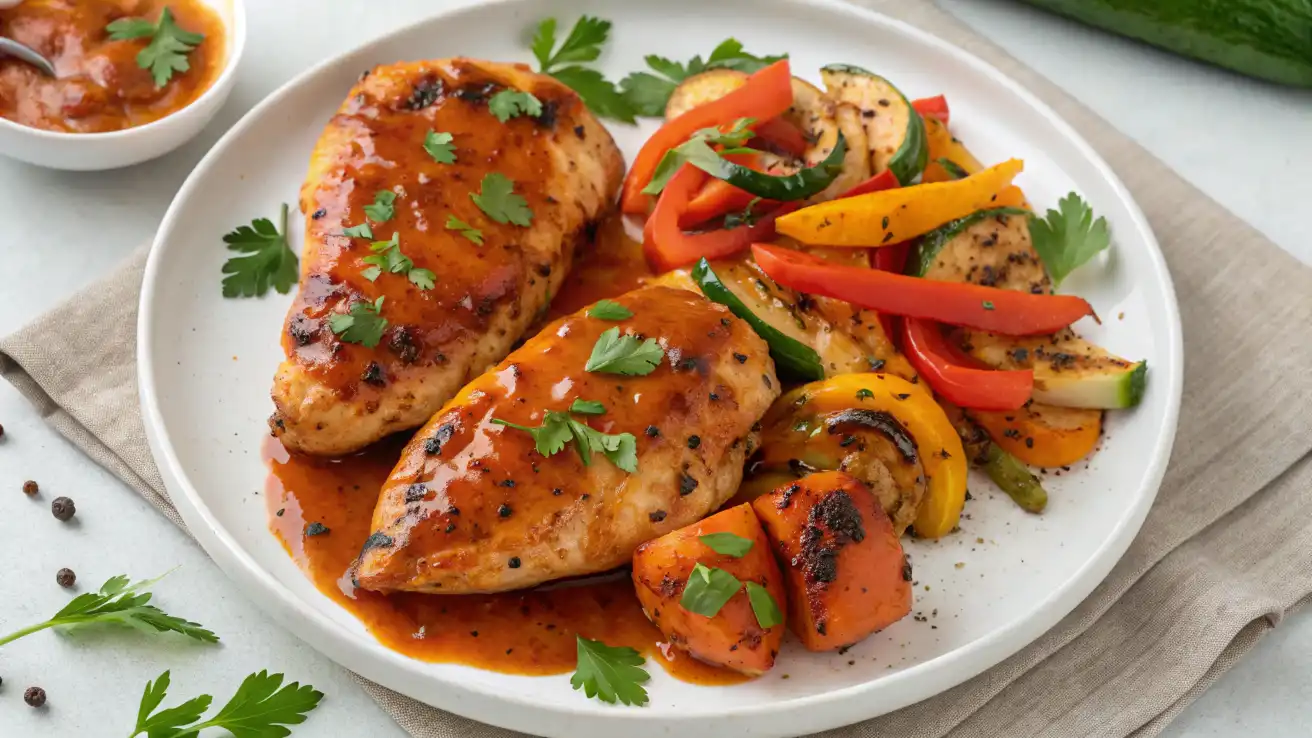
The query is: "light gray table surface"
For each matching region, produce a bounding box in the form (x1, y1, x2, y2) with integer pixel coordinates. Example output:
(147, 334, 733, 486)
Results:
(1, 1, 1309, 736)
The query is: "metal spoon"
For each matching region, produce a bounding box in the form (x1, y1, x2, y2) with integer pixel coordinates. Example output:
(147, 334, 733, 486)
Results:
(0, 37, 56, 77)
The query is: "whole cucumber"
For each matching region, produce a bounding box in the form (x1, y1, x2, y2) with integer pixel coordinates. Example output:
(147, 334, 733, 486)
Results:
(1019, 0, 1312, 87)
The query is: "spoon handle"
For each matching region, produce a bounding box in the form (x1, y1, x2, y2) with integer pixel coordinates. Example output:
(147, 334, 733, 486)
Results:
(0, 37, 57, 77)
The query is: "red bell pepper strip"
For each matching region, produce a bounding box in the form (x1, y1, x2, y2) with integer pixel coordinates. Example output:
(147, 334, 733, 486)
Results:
(912, 95, 950, 125)
(838, 168, 900, 199)
(621, 60, 795, 214)
(871, 239, 911, 343)
(902, 318, 1033, 410)
(680, 152, 774, 228)
(751, 243, 1095, 335)
(751, 117, 808, 157)
(644, 164, 796, 273)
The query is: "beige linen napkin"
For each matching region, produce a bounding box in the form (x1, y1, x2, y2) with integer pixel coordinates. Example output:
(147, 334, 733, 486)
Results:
(4, 1, 1312, 736)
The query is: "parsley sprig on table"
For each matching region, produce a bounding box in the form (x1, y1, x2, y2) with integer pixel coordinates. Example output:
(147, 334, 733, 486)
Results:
(0, 570, 216, 649)
(492, 402, 637, 472)
(571, 636, 650, 706)
(530, 16, 637, 123)
(329, 297, 389, 348)
(221, 203, 299, 298)
(471, 172, 533, 226)
(129, 669, 323, 738)
(619, 39, 786, 117)
(106, 7, 205, 87)
(585, 326, 663, 376)
(1029, 192, 1112, 290)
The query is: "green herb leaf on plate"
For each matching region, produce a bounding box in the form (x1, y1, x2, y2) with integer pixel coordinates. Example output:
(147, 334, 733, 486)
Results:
(745, 581, 783, 628)
(585, 326, 663, 376)
(488, 89, 544, 122)
(363, 190, 397, 223)
(328, 296, 388, 348)
(221, 203, 298, 299)
(423, 129, 457, 164)
(1029, 192, 1111, 290)
(699, 532, 754, 558)
(587, 299, 633, 321)
(679, 562, 741, 618)
(471, 172, 533, 227)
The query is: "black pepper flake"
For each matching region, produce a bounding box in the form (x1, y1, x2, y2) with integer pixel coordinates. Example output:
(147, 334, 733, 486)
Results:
(580, 493, 591, 501)
(895, 393, 911, 400)
(500, 479, 516, 488)
(445, 522, 457, 533)
(881, 216, 890, 230)
(679, 474, 699, 496)
(573, 124, 586, 139)
(276, 508, 285, 517)
(1011, 348, 1029, 362)
(938, 448, 952, 459)
(733, 352, 748, 364)
(508, 557, 521, 569)
(552, 488, 563, 496)
(816, 622, 827, 636)
(448, 505, 461, 516)
(649, 510, 667, 523)
(311, 208, 326, 220)
(839, 435, 857, 448)
(763, 374, 773, 389)
(406, 76, 444, 109)
(305, 522, 330, 537)
(902, 557, 913, 581)
(687, 435, 701, 449)
(498, 504, 513, 518)
(868, 357, 886, 371)
(1025, 437, 1035, 448)
(362, 532, 394, 550)
(679, 357, 698, 371)
(1004, 428, 1021, 439)
(709, 392, 720, 401)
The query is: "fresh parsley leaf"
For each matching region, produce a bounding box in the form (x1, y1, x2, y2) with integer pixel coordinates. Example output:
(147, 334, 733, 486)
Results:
(679, 563, 741, 618)
(423, 129, 456, 164)
(641, 123, 757, 196)
(529, 17, 637, 123)
(856, 388, 874, 401)
(409, 268, 436, 290)
(107, 7, 204, 87)
(724, 197, 762, 230)
(587, 299, 633, 321)
(221, 203, 298, 298)
(549, 66, 637, 123)
(343, 222, 373, 239)
(699, 532, 754, 558)
(745, 581, 783, 628)
(489, 89, 544, 122)
(363, 190, 397, 222)
(569, 399, 606, 415)
(691, 117, 757, 148)
(571, 636, 649, 706)
(445, 214, 484, 245)
(492, 410, 637, 471)
(471, 172, 533, 227)
(360, 232, 432, 289)
(585, 326, 663, 376)
(0, 570, 216, 649)
(129, 669, 323, 738)
(618, 40, 785, 116)
(328, 297, 388, 348)
(1029, 192, 1111, 290)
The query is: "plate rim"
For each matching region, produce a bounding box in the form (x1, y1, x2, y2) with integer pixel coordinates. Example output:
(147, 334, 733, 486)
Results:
(136, 0, 1184, 735)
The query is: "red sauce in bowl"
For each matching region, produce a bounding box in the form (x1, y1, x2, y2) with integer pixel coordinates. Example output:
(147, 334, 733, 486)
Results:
(0, 0, 225, 133)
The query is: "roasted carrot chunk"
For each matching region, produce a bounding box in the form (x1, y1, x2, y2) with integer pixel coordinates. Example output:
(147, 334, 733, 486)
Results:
(632, 504, 786, 675)
(751, 471, 912, 651)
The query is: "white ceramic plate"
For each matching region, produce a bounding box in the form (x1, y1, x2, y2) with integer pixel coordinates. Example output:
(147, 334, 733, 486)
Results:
(138, 1, 1183, 735)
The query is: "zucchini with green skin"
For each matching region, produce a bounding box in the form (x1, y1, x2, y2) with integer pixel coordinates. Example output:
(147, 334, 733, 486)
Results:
(1019, 0, 1312, 87)
(692, 258, 825, 381)
(678, 133, 848, 201)
(820, 64, 929, 184)
(919, 209, 1147, 409)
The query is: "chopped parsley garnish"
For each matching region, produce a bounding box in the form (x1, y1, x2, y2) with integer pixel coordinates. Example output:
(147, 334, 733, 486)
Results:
(342, 223, 373, 239)
(856, 388, 874, 401)
(641, 118, 757, 196)
(492, 409, 637, 472)
(359, 232, 434, 288)
(699, 532, 753, 558)
(0, 570, 216, 649)
(105, 7, 204, 87)
(470, 172, 533, 227)
(982, 300, 996, 311)
(570, 636, 649, 706)
(363, 190, 396, 222)
(530, 16, 637, 123)
(221, 203, 298, 298)
(679, 563, 741, 618)
(587, 299, 633, 321)
(585, 326, 663, 376)
(618, 39, 786, 116)
(1029, 192, 1111, 290)
(723, 197, 763, 230)
(488, 89, 544, 122)
(745, 581, 783, 628)
(128, 669, 322, 738)
(445, 214, 484, 245)
(569, 399, 606, 415)
(328, 297, 388, 348)
(423, 129, 457, 164)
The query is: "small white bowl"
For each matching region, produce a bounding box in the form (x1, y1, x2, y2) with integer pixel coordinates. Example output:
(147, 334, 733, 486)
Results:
(0, 0, 246, 171)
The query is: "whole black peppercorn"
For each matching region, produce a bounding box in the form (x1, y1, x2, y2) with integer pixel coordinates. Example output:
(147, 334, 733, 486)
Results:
(24, 686, 46, 707)
(56, 568, 76, 588)
(51, 496, 75, 521)
(687, 435, 701, 450)
(23, 480, 38, 495)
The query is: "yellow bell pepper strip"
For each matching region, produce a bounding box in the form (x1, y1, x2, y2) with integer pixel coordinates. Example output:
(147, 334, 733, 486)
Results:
(921, 116, 983, 183)
(775, 158, 1025, 248)
(778, 373, 968, 539)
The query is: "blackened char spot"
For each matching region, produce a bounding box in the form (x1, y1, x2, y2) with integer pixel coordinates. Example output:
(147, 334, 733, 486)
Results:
(361, 532, 393, 551)
(405, 484, 427, 503)
(406, 76, 443, 110)
(388, 327, 420, 364)
(361, 362, 386, 387)
(813, 490, 866, 544)
(454, 82, 497, 103)
(535, 100, 559, 129)
(288, 314, 318, 346)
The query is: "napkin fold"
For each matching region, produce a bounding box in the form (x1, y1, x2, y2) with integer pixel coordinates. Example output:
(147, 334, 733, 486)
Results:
(4, 1, 1312, 736)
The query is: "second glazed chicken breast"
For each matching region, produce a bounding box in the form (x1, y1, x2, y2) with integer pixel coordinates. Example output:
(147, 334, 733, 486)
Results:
(355, 286, 780, 594)
(270, 58, 624, 456)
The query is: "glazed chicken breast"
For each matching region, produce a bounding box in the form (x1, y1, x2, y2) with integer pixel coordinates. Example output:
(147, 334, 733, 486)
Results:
(270, 58, 624, 456)
(354, 286, 780, 594)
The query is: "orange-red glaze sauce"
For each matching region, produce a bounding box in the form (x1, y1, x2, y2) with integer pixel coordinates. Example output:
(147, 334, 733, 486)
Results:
(0, 0, 225, 133)
(265, 219, 740, 684)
